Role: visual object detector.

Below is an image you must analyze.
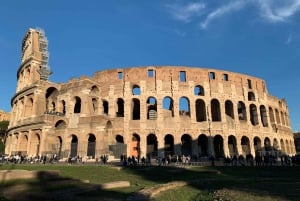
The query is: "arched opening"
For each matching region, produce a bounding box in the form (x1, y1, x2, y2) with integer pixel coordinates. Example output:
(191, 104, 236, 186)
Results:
(132, 85, 141, 95)
(264, 137, 271, 151)
(91, 85, 99, 96)
(238, 101, 247, 121)
(248, 92, 255, 101)
(241, 136, 251, 156)
(116, 135, 124, 143)
(179, 97, 190, 117)
(275, 109, 281, 125)
(162, 96, 174, 117)
(55, 120, 67, 129)
(260, 105, 268, 127)
(147, 97, 157, 120)
(130, 133, 140, 158)
(198, 134, 208, 157)
(74, 96, 81, 113)
(181, 134, 192, 156)
(250, 104, 259, 126)
(211, 99, 221, 121)
(103, 100, 109, 115)
(228, 135, 238, 157)
(92, 98, 98, 113)
(195, 99, 206, 122)
(87, 134, 96, 158)
(110, 135, 126, 158)
(280, 139, 286, 154)
(46, 87, 59, 113)
(147, 134, 158, 157)
(225, 100, 234, 120)
(164, 134, 174, 156)
(116, 98, 124, 117)
(213, 135, 224, 158)
(29, 134, 40, 156)
(132, 98, 140, 120)
(70, 135, 78, 157)
(194, 85, 204, 96)
(254, 137, 261, 154)
(19, 135, 28, 155)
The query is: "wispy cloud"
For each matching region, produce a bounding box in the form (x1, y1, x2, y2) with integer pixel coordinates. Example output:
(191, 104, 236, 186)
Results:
(165, 0, 300, 29)
(257, 0, 300, 23)
(165, 1, 206, 23)
(200, 0, 246, 29)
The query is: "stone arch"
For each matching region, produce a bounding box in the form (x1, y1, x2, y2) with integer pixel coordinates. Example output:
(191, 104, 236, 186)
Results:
(194, 85, 204, 96)
(280, 139, 286, 154)
(162, 96, 174, 117)
(273, 138, 279, 150)
(179, 97, 190, 117)
(132, 98, 140, 120)
(260, 105, 268, 127)
(228, 135, 238, 157)
(132, 85, 141, 95)
(19, 134, 28, 154)
(147, 134, 158, 157)
(102, 99, 109, 115)
(254, 136, 261, 154)
(248, 92, 255, 101)
(116, 98, 124, 117)
(213, 135, 224, 158)
(87, 134, 96, 158)
(73, 96, 81, 113)
(225, 100, 234, 119)
(116, 135, 124, 143)
(285, 139, 290, 154)
(92, 98, 99, 113)
(211, 99, 221, 122)
(264, 137, 271, 151)
(164, 134, 174, 156)
(24, 97, 33, 117)
(91, 85, 99, 96)
(55, 120, 67, 129)
(269, 107, 275, 125)
(147, 97, 157, 120)
(106, 121, 113, 129)
(70, 135, 78, 157)
(280, 111, 285, 126)
(181, 134, 192, 156)
(237, 101, 247, 121)
(195, 99, 206, 122)
(130, 133, 140, 158)
(275, 109, 281, 125)
(250, 104, 259, 126)
(29, 133, 40, 156)
(198, 134, 208, 157)
(46, 87, 59, 112)
(241, 136, 251, 156)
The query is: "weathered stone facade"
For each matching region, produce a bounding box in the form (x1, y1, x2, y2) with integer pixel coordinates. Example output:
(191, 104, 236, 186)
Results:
(0, 110, 10, 122)
(5, 28, 296, 160)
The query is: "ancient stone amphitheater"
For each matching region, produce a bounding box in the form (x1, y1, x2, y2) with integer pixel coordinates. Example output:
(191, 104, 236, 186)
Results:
(5, 28, 295, 161)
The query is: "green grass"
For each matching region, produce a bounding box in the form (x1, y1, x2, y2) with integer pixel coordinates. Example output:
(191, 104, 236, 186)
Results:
(0, 164, 299, 201)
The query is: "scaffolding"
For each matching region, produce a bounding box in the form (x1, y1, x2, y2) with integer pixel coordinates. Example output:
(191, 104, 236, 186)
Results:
(36, 28, 51, 81)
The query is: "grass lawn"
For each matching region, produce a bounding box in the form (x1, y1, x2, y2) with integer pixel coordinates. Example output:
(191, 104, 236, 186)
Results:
(0, 163, 299, 201)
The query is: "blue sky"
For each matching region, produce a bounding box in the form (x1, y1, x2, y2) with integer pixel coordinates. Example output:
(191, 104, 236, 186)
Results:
(0, 0, 299, 131)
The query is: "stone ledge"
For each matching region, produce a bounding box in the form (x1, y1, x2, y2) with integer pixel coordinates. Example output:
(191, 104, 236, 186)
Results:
(100, 181, 130, 189)
(0, 170, 60, 181)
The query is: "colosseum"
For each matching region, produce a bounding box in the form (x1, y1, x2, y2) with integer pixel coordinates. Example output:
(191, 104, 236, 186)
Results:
(5, 28, 296, 161)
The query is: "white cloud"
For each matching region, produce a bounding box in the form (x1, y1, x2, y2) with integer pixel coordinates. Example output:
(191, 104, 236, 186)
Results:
(285, 34, 293, 44)
(165, 0, 300, 29)
(256, 0, 300, 22)
(166, 1, 206, 23)
(200, 0, 246, 29)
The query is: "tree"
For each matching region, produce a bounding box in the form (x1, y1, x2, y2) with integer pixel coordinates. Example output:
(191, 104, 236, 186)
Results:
(0, 120, 9, 154)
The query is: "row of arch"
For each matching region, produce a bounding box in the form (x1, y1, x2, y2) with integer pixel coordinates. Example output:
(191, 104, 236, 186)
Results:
(9, 132, 294, 159)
